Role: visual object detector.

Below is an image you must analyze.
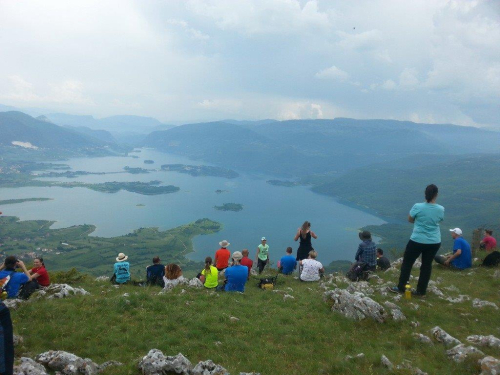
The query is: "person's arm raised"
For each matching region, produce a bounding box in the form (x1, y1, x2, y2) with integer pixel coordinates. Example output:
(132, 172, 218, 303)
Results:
(17, 260, 32, 281)
(311, 231, 317, 239)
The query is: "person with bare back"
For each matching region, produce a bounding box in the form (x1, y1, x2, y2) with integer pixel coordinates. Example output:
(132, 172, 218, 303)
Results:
(294, 221, 317, 261)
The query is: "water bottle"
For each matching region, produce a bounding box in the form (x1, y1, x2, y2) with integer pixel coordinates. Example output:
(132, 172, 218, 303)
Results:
(405, 282, 411, 300)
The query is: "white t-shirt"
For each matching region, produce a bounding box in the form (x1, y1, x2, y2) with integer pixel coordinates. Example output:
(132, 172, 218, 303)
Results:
(300, 259, 323, 281)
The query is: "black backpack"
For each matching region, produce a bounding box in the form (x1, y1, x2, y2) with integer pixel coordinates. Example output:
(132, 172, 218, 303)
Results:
(258, 275, 278, 289)
(346, 262, 369, 282)
(482, 251, 500, 267)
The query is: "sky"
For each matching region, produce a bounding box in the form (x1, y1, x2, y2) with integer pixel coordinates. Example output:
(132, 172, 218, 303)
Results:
(0, 0, 499, 127)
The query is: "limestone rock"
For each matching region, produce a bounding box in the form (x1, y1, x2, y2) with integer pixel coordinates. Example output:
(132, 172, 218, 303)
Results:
(138, 350, 192, 375)
(188, 278, 203, 288)
(383, 301, 399, 310)
(467, 335, 500, 348)
(229, 316, 240, 323)
(390, 308, 406, 321)
(14, 357, 48, 375)
(36, 350, 98, 374)
(191, 360, 228, 375)
(346, 282, 374, 296)
(443, 285, 459, 292)
(410, 321, 420, 328)
(239, 373, 261, 375)
(493, 270, 500, 279)
(381, 355, 393, 370)
(94, 276, 109, 282)
(413, 333, 433, 345)
(324, 289, 387, 323)
(13, 334, 23, 346)
(430, 326, 461, 346)
(473, 298, 499, 310)
(3, 299, 26, 309)
(479, 356, 500, 375)
(98, 360, 123, 371)
(427, 286, 445, 298)
(446, 344, 484, 363)
(445, 295, 470, 303)
(283, 294, 294, 301)
(34, 284, 90, 300)
(344, 353, 365, 361)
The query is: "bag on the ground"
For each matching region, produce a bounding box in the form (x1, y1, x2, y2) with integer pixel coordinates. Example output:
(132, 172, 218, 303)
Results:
(346, 262, 369, 282)
(482, 251, 500, 267)
(258, 275, 278, 290)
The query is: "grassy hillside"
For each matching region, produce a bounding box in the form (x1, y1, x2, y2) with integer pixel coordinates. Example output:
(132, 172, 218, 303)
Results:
(10, 257, 500, 374)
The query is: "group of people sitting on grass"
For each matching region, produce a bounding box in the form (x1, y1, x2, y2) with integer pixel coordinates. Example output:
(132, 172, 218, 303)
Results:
(0, 256, 50, 300)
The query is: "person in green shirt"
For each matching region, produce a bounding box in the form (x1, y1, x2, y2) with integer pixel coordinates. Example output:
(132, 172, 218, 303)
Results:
(198, 257, 219, 289)
(256, 237, 270, 274)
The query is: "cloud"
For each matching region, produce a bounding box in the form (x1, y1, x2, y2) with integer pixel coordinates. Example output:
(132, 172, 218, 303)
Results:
(315, 66, 350, 81)
(381, 80, 396, 90)
(399, 68, 419, 88)
(167, 19, 210, 41)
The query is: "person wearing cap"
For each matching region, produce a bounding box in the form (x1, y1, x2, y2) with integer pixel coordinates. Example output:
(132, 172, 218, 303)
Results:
(223, 251, 248, 292)
(256, 237, 270, 274)
(355, 231, 377, 271)
(434, 228, 472, 270)
(146, 256, 165, 287)
(113, 253, 130, 284)
(214, 240, 231, 271)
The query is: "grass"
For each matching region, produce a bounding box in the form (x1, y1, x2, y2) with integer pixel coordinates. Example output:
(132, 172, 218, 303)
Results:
(11, 255, 500, 374)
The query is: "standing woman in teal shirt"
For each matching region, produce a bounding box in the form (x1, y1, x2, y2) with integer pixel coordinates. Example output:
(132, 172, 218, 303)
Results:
(390, 184, 444, 296)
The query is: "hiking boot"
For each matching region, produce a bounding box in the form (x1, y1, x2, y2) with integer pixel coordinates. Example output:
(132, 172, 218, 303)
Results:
(387, 286, 403, 294)
(411, 289, 426, 298)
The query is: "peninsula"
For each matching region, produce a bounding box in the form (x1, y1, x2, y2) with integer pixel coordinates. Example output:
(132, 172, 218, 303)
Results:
(161, 164, 239, 178)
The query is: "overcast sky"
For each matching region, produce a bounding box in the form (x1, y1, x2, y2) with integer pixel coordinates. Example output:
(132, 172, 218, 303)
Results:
(0, 0, 499, 126)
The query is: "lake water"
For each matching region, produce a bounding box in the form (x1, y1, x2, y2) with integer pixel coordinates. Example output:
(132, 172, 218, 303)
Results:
(0, 149, 386, 265)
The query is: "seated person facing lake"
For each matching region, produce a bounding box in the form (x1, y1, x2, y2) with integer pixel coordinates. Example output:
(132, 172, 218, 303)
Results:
(240, 249, 253, 280)
(113, 253, 131, 284)
(198, 257, 219, 289)
(215, 240, 231, 271)
(355, 231, 377, 271)
(480, 229, 497, 251)
(163, 264, 186, 288)
(146, 256, 165, 287)
(299, 251, 324, 282)
(279, 247, 297, 275)
(434, 228, 472, 270)
(376, 248, 391, 271)
(223, 251, 248, 292)
(0, 256, 31, 299)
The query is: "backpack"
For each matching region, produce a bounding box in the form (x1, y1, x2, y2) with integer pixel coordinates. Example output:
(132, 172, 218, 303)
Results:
(0, 271, 15, 300)
(346, 262, 369, 282)
(482, 251, 500, 267)
(258, 275, 278, 290)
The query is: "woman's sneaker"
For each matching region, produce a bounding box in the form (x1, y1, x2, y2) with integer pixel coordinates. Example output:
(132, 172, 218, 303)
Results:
(387, 286, 403, 294)
(411, 289, 426, 298)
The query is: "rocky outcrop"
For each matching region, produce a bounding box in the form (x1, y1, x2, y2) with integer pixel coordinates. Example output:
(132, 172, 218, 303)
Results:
(430, 326, 461, 346)
(324, 289, 387, 323)
(36, 350, 99, 374)
(467, 335, 500, 348)
(13, 334, 23, 346)
(472, 298, 499, 310)
(14, 357, 48, 375)
(479, 356, 500, 375)
(446, 344, 484, 363)
(188, 278, 203, 288)
(381, 355, 393, 370)
(191, 360, 228, 375)
(33, 284, 90, 300)
(139, 350, 192, 375)
(413, 333, 433, 345)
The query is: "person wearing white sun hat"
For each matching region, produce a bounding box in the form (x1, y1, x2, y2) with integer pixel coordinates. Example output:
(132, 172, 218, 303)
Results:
(113, 253, 130, 284)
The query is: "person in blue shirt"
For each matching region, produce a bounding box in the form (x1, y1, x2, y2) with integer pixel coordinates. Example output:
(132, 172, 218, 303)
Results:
(223, 251, 248, 292)
(146, 256, 165, 287)
(279, 247, 297, 275)
(389, 184, 444, 297)
(0, 256, 31, 299)
(434, 228, 472, 270)
(113, 253, 131, 284)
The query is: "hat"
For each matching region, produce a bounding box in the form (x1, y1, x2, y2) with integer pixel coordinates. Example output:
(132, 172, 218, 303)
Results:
(232, 251, 243, 261)
(219, 240, 230, 247)
(359, 230, 371, 240)
(261, 237, 266, 241)
(449, 228, 463, 235)
(116, 253, 128, 262)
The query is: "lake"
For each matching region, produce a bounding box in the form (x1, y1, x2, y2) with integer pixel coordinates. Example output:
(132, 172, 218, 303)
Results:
(0, 149, 386, 266)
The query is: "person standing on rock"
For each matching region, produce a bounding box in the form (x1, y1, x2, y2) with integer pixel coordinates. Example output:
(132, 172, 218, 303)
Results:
(256, 237, 270, 274)
(0, 300, 14, 375)
(294, 221, 317, 262)
(389, 184, 444, 297)
(214, 240, 231, 272)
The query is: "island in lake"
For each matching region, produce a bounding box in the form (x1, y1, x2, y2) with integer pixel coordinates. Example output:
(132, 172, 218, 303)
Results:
(214, 203, 243, 212)
(267, 180, 300, 187)
(124, 166, 150, 174)
(37, 171, 106, 178)
(215, 189, 229, 194)
(58, 180, 180, 195)
(161, 164, 239, 178)
(136, 204, 145, 207)
(0, 198, 53, 205)
(144, 160, 154, 164)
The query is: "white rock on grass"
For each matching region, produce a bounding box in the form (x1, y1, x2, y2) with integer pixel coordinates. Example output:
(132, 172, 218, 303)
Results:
(493, 270, 500, 279)
(381, 355, 393, 370)
(138, 350, 192, 375)
(283, 294, 294, 301)
(445, 295, 470, 303)
(473, 299, 499, 310)
(383, 301, 406, 321)
(467, 335, 500, 348)
(413, 333, 433, 345)
(188, 278, 203, 288)
(14, 357, 48, 375)
(446, 344, 484, 363)
(229, 316, 240, 323)
(98, 360, 123, 371)
(94, 276, 109, 282)
(36, 350, 99, 374)
(346, 282, 374, 296)
(479, 356, 500, 375)
(191, 360, 228, 375)
(430, 326, 462, 346)
(3, 299, 26, 310)
(34, 284, 90, 300)
(344, 353, 365, 361)
(324, 289, 388, 323)
(427, 286, 445, 298)
(13, 334, 23, 346)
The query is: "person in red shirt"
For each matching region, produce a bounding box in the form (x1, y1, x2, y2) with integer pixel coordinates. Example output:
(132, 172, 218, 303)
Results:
(240, 249, 253, 280)
(480, 230, 497, 251)
(29, 257, 50, 287)
(214, 240, 231, 271)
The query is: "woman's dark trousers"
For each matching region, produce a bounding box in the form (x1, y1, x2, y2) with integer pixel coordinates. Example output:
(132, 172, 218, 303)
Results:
(0, 302, 14, 375)
(397, 240, 441, 295)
